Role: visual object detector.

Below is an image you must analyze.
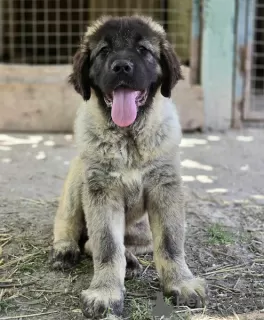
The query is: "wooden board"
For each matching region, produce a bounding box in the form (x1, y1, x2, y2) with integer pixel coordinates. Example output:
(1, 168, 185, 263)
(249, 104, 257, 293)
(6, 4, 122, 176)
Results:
(0, 64, 203, 132)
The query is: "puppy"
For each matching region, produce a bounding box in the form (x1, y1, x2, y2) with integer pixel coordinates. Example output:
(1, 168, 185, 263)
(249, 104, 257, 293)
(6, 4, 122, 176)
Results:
(51, 15, 206, 319)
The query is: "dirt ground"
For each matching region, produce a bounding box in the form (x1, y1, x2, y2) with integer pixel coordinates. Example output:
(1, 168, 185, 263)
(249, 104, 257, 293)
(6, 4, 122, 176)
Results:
(0, 129, 263, 320)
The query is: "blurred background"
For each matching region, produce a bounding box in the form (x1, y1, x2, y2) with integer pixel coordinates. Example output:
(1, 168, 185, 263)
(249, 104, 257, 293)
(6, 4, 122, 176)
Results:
(1, 0, 192, 65)
(0, 0, 263, 132)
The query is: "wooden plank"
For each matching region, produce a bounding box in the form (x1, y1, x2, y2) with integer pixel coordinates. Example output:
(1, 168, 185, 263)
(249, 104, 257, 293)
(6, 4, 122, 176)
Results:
(0, 64, 203, 132)
(0, 64, 81, 132)
(232, 0, 247, 128)
(201, 0, 236, 131)
(172, 66, 204, 131)
(190, 0, 202, 84)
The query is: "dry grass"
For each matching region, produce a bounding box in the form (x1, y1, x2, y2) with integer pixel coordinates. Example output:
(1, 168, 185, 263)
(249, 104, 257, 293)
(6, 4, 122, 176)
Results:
(0, 197, 263, 319)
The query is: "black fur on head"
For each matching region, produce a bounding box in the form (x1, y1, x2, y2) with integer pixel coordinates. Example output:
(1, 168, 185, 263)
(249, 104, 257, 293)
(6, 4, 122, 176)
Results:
(69, 48, 91, 101)
(69, 15, 183, 108)
(160, 41, 184, 98)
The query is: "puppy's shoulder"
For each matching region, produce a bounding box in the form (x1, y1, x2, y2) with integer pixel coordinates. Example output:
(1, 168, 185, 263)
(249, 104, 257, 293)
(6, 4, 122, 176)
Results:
(150, 95, 182, 147)
(74, 97, 106, 145)
(74, 97, 123, 164)
(164, 98, 182, 146)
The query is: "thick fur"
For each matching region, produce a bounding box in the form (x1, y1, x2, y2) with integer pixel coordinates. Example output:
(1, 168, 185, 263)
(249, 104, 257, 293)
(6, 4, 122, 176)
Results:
(51, 15, 206, 319)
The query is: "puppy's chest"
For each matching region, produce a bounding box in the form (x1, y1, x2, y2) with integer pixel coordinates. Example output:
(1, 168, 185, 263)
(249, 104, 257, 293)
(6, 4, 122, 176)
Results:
(106, 137, 145, 189)
(115, 168, 144, 209)
(116, 135, 145, 165)
(93, 132, 146, 166)
(97, 138, 147, 199)
(87, 133, 156, 198)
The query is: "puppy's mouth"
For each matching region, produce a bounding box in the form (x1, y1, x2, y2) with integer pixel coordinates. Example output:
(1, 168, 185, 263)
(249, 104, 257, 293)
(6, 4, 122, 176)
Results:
(104, 87, 148, 127)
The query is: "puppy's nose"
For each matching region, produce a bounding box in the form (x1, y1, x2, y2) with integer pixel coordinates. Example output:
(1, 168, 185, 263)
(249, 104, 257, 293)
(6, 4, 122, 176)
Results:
(111, 60, 134, 75)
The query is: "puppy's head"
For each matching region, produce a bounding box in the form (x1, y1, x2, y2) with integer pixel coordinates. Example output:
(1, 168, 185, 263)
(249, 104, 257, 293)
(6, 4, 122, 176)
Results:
(69, 16, 183, 127)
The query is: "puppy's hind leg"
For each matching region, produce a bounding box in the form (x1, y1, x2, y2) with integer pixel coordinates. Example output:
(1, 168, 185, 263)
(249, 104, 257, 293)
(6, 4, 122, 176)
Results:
(85, 240, 143, 280)
(51, 157, 84, 270)
(125, 214, 153, 256)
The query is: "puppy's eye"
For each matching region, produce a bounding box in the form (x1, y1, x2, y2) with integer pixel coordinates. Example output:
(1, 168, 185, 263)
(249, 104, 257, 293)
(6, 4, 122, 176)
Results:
(99, 47, 109, 55)
(137, 46, 148, 54)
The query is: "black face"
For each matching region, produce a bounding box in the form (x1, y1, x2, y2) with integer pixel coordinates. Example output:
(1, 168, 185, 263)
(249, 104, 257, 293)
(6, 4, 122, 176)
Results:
(89, 19, 161, 103)
(69, 16, 183, 127)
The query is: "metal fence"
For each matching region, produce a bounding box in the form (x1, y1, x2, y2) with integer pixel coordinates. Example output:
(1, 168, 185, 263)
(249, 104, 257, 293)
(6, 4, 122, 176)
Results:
(246, 0, 264, 118)
(0, 0, 192, 65)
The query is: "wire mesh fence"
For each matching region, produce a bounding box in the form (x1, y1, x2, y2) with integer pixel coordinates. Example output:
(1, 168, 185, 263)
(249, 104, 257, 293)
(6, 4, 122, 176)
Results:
(250, 0, 264, 113)
(0, 0, 192, 65)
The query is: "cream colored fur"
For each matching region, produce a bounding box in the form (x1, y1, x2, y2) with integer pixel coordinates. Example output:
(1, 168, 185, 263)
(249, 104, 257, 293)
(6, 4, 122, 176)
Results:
(51, 15, 206, 319)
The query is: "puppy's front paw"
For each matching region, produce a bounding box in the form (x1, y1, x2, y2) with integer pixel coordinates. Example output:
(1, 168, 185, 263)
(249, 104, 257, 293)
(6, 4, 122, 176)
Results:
(164, 277, 207, 308)
(50, 240, 80, 270)
(81, 286, 124, 319)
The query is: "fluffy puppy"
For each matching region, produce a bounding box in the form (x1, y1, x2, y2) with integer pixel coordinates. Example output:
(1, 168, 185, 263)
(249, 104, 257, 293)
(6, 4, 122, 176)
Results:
(51, 15, 206, 319)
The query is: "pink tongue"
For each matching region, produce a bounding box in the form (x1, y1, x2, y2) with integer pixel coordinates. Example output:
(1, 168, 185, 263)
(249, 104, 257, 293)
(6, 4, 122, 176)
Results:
(111, 88, 139, 127)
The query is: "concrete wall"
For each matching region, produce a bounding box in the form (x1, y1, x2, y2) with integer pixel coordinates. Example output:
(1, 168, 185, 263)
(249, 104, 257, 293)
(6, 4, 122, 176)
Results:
(0, 65, 81, 132)
(201, 0, 236, 131)
(0, 64, 203, 132)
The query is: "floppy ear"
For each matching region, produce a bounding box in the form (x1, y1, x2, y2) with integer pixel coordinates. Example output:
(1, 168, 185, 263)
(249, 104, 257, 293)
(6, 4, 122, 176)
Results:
(68, 48, 91, 101)
(160, 41, 183, 98)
